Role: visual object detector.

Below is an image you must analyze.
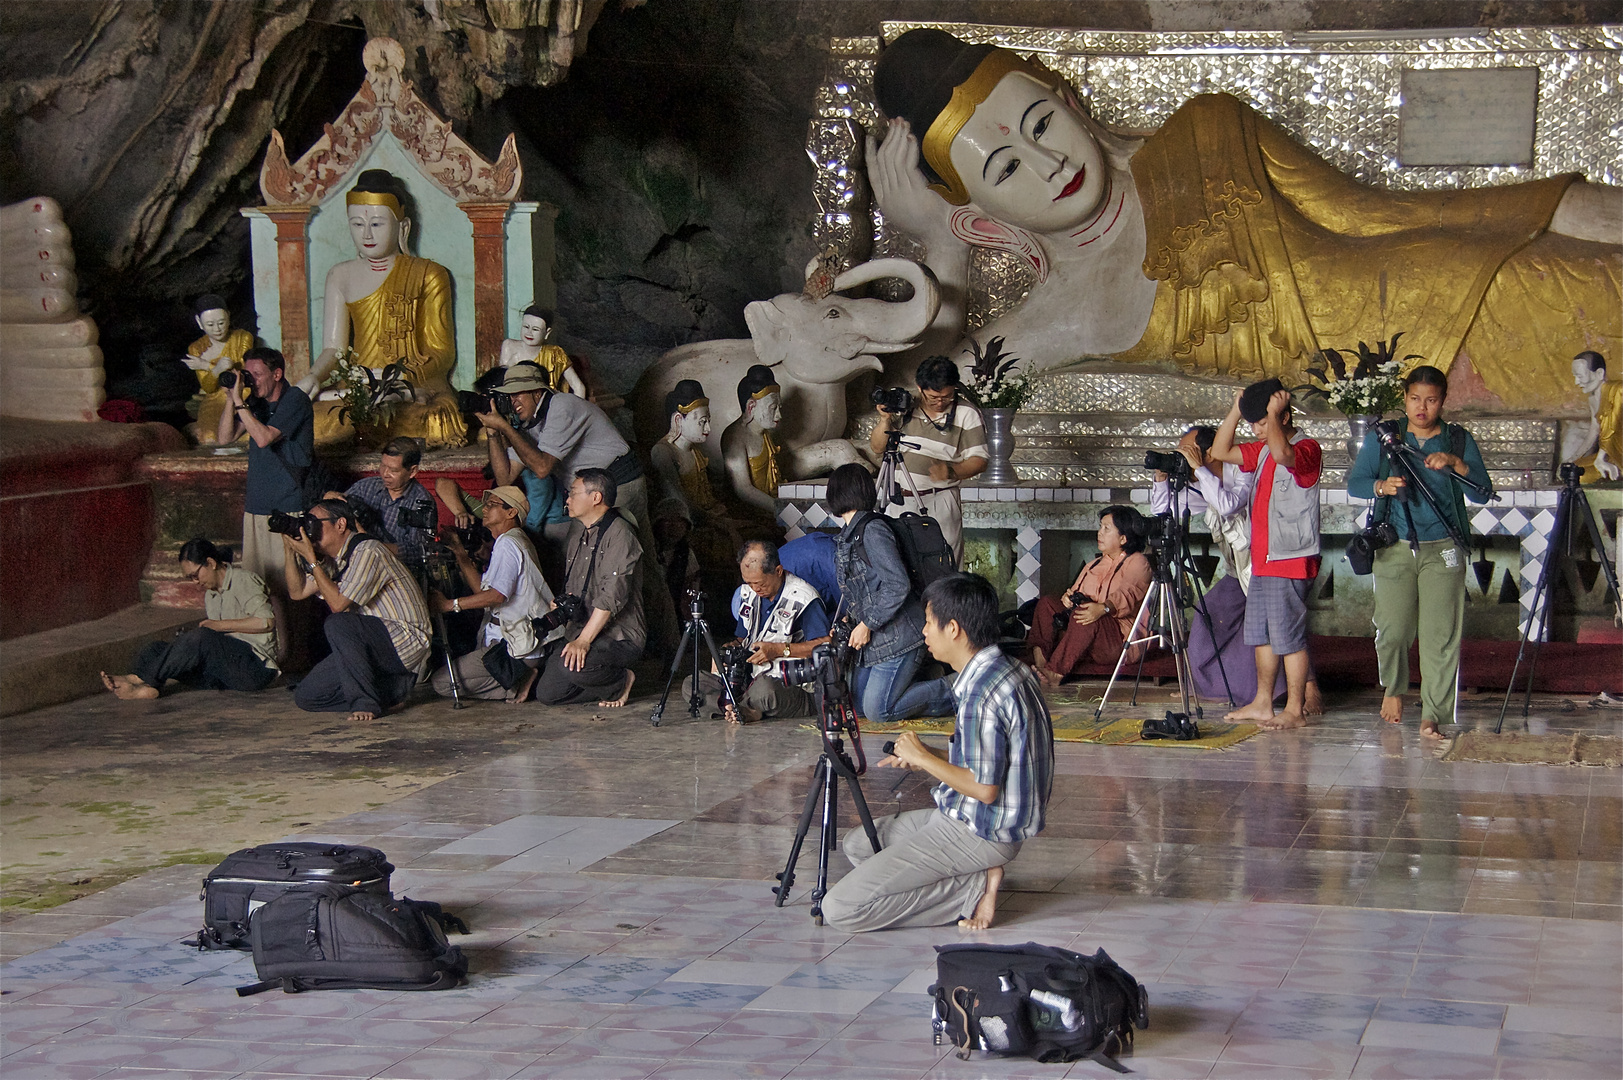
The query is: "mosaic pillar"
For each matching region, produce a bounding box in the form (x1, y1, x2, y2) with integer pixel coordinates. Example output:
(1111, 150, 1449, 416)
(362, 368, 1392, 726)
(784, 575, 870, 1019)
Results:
(460, 202, 513, 374)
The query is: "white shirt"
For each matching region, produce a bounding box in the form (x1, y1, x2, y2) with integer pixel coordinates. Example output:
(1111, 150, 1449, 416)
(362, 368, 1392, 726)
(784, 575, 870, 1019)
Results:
(480, 529, 556, 658)
(1152, 463, 1257, 591)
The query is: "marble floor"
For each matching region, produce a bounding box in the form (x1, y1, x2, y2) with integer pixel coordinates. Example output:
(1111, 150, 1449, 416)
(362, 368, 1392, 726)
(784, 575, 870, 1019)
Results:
(1, 682, 1620, 1080)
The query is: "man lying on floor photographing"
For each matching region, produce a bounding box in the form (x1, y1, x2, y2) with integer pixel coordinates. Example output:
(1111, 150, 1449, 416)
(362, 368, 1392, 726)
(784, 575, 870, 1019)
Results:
(822, 573, 1054, 933)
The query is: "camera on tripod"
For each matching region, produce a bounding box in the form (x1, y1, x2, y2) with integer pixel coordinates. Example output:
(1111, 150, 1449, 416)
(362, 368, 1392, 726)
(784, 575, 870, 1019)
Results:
(396, 502, 439, 532)
(536, 593, 588, 634)
(870, 386, 914, 416)
(781, 620, 854, 714)
(1143, 448, 1193, 483)
(718, 642, 755, 702)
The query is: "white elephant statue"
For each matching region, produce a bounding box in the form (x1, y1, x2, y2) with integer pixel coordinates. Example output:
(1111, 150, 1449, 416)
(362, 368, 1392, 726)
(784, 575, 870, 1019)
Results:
(633, 258, 940, 485)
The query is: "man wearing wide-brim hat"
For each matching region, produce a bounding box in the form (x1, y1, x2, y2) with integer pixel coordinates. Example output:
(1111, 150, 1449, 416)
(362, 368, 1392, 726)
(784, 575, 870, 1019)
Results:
(472, 361, 674, 652)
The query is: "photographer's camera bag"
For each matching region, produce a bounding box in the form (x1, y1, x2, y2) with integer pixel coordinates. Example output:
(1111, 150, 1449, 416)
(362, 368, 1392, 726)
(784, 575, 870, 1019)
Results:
(193, 843, 394, 951)
(235, 885, 468, 995)
(931, 942, 1148, 1071)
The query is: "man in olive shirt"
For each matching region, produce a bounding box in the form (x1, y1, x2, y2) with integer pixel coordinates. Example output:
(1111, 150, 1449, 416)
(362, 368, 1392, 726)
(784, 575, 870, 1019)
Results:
(533, 468, 646, 708)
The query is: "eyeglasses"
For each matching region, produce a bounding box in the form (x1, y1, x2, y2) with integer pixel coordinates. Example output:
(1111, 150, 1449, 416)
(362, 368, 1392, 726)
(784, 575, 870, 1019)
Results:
(184, 566, 204, 582)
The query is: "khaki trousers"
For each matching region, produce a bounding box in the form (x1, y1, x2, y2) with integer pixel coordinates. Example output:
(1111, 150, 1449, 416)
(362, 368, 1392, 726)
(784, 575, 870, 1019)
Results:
(1372, 539, 1466, 724)
(886, 485, 964, 568)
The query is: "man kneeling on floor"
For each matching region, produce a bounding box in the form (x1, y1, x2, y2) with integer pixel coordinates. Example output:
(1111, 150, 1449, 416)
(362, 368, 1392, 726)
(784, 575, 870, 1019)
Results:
(822, 573, 1054, 933)
(284, 499, 431, 722)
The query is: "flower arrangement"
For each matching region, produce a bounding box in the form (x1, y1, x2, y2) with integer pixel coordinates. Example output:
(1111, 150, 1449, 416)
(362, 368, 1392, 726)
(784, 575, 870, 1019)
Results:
(330, 350, 414, 429)
(962, 335, 1034, 411)
(1298, 333, 1420, 417)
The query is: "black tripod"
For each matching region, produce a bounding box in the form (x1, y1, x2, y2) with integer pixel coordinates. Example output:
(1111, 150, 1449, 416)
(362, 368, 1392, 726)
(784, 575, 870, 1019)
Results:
(874, 426, 925, 511)
(1497, 463, 1621, 731)
(773, 649, 880, 924)
(416, 551, 465, 709)
(649, 589, 739, 727)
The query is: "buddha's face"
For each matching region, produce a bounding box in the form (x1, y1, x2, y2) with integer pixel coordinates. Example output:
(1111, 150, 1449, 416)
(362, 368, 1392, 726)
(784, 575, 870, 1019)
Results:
(947, 72, 1108, 234)
(195, 308, 230, 343)
(349, 205, 405, 259)
(748, 392, 782, 431)
(675, 406, 711, 444)
(520, 315, 548, 347)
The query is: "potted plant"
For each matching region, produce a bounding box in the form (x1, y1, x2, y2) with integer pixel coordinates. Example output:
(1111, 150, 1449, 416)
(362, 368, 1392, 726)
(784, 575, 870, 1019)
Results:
(1299, 333, 1418, 460)
(330, 351, 415, 449)
(962, 335, 1033, 486)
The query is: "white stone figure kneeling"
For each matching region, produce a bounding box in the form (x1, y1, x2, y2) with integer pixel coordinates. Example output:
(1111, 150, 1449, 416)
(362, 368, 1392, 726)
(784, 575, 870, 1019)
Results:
(1559, 350, 1622, 482)
(185, 293, 256, 444)
(497, 304, 586, 396)
(719, 364, 785, 517)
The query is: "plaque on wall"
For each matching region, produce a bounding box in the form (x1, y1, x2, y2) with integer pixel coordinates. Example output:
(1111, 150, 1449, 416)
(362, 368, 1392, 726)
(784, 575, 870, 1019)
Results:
(1399, 67, 1539, 167)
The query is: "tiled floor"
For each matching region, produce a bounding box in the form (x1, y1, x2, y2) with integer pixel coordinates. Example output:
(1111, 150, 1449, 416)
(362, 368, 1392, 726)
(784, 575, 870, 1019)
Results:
(2, 686, 1620, 1079)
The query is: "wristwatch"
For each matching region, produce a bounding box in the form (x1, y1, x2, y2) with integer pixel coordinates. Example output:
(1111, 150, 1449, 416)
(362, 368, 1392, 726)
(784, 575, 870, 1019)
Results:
(782, 642, 792, 658)
(452, 598, 461, 613)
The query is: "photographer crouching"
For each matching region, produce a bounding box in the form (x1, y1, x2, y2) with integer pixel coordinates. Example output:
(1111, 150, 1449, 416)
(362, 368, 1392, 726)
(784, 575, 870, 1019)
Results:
(681, 540, 833, 723)
(531, 468, 645, 709)
(427, 486, 559, 703)
(281, 500, 431, 722)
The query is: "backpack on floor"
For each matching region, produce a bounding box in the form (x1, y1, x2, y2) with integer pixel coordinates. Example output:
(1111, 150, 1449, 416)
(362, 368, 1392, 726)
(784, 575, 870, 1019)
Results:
(236, 885, 468, 995)
(192, 843, 394, 951)
(931, 942, 1149, 1071)
(854, 510, 955, 594)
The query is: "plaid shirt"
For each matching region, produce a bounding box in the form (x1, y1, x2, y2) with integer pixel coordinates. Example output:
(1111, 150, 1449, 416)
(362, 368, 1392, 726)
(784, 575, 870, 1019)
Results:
(344, 477, 435, 562)
(935, 646, 1054, 844)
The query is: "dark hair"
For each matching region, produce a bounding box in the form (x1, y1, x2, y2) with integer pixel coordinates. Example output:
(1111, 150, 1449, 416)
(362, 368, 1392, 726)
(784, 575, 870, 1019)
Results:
(242, 346, 285, 374)
(351, 169, 413, 223)
(1575, 350, 1606, 374)
(922, 572, 1000, 650)
(381, 436, 422, 468)
(178, 538, 230, 567)
(1100, 504, 1148, 555)
(825, 463, 876, 517)
(665, 379, 708, 424)
(1238, 378, 1286, 424)
(522, 303, 554, 324)
(915, 355, 960, 392)
(1188, 425, 1216, 454)
(737, 539, 781, 573)
(736, 364, 779, 412)
(1402, 364, 1449, 400)
(311, 498, 357, 531)
(193, 294, 227, 317)
(576, 467, 617, 507)
(874, 29, 1000, 188)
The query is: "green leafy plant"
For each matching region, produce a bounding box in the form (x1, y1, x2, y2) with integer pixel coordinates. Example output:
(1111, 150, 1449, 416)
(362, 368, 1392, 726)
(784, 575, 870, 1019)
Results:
(330, 350, 414, 429)
(1297, 332, 1420, 417)
(962, 335, 1035, 411)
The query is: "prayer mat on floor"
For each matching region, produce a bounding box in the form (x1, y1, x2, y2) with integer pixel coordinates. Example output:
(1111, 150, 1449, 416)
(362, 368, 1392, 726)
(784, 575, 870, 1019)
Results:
(1442, 731, 1623, 766)
(851, 715, 1260, 750)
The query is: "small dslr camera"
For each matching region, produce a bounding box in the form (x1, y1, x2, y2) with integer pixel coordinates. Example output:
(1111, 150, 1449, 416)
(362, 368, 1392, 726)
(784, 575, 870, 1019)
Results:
(1144, 448, 1192, 482)
(396, 502, 438, 532)
(870, 386, 914, 416)
(216, 370, 238, 390)
(718, 643, 756, 700)
(266, 510, 310, 537)
(536, 593, 588, 634)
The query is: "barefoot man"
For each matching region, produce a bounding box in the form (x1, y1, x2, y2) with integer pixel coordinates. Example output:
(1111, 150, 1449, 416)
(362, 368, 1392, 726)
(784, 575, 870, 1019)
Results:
(822, 573, 1054, 933)
(1209, 379, 1323, 731)
(532, 469, 644, 710)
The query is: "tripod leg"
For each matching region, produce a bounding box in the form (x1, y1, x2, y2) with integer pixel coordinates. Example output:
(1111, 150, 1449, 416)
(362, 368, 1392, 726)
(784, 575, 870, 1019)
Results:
(1096, 584, 1160, 721)
(1575, 489, 1623, 615)
(697, 622, 742, 715)
(774, 756, 829, 907)
(648, 625, 695, 727)
(1189, 576, 1236, 707)
(432, 608, 465, 709)
(1498, 488, 1570, 732)
(811, 761, 838, 925)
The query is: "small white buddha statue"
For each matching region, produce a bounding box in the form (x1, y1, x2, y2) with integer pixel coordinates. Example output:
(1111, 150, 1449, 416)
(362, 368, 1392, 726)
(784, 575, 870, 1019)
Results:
(497, 305, 585, 396)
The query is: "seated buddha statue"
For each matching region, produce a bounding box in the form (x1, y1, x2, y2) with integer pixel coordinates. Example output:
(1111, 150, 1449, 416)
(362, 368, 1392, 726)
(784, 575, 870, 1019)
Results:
(649, 379, 742, 565)
(300, 169, 466, 448)
(184, 293, 256, 444)
(498, 304, 586, 396)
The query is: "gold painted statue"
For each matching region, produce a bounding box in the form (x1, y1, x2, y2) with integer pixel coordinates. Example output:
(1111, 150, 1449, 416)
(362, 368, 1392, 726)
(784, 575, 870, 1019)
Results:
(870, 28, 1622, 410)
(1562, 350, 1622, 483)
(719, 363, 785, 518)
(300, 169, 466, 448)
(498, 304, 586, 396)
(649, 379, 742, 563)
(185, 293, 256, 444)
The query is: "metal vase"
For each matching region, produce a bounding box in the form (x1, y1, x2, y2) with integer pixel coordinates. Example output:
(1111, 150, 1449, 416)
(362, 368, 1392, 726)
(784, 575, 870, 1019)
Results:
(1345, 414, 1378, 462)
(981, 407, 1020, 485)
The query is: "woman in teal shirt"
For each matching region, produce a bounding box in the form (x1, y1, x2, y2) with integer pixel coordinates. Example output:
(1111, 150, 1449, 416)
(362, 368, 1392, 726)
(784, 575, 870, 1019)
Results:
(1348, 366, 1493, 738)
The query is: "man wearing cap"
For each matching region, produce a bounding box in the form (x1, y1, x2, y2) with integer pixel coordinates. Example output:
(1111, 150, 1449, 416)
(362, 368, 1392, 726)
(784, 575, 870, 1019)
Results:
(477, 362, 674, 649)
(427, 486, 558, 703)
(1209, 378, 1323, 730)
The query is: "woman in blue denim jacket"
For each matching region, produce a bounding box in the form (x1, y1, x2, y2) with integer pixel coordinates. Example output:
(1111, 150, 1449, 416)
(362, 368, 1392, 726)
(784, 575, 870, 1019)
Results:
(825, 464, 957, 723)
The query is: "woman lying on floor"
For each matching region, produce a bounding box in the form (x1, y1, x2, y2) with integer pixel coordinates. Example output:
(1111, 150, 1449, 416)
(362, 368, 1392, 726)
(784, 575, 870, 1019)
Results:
(1027, 505, 1153, 689)
(101, 538, 279, 700)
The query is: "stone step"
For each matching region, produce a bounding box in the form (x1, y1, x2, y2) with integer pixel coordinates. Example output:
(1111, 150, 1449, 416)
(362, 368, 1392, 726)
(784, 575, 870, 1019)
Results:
(0, 603, 201, 716)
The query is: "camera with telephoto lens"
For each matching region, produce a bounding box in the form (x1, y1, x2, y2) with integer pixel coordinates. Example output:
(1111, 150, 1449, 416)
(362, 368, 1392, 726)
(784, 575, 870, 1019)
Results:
(719, 642, 756, 702)
(535, 593, 588, 634)
(1144, 448, 1193, 482)
(266, 510, 309, 537)
(780, 619, 855, 718)
(217, 369, 238, 390)
(456, 388, 524, 427)
(869, 386, 914, 416)
(396, 502, 439, 532)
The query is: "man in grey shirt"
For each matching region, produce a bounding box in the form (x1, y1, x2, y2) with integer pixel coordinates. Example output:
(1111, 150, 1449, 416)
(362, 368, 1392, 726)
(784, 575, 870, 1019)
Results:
(532, 469, 646, 708)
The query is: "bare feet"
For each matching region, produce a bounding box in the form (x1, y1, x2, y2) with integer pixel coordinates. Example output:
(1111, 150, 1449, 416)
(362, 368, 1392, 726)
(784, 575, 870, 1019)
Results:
(598, 669, 635, 708)
(101, 672, 158, 700)
(1258, 709, 1307, 731)
(347, 710, 377, 723)
(507, 666, 540, 705)
(1381, 695, 1404, 724)
(1032, 649, 1062, 690)
(1419, 718, 1447, 740)
(959, 865, 1003, 931)
(1303, 680, 1324, 717)
(1224, 698, 1275, 723)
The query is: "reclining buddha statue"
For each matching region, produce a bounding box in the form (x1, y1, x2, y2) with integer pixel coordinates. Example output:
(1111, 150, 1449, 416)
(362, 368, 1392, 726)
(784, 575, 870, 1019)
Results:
(298, 169, 467, 448)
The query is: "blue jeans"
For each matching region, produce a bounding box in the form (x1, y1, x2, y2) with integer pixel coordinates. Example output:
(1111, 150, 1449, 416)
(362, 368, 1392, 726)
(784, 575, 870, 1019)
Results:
(855, 647, 956, 723)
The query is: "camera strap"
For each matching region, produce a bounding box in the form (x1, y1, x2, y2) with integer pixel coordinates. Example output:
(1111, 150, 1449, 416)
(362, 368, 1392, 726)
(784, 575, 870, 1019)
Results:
(566, 508, 620, 598)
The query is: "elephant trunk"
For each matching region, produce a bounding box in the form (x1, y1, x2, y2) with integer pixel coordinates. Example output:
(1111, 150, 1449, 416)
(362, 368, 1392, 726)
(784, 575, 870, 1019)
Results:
(831, 258, 940, 347)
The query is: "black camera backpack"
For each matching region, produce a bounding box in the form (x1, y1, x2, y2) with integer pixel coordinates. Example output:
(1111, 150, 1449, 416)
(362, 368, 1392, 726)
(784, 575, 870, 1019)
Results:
(931, 942, 1149, 1071)
(192, 843, 394, 951)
